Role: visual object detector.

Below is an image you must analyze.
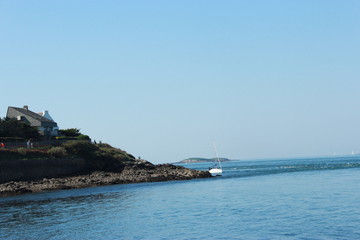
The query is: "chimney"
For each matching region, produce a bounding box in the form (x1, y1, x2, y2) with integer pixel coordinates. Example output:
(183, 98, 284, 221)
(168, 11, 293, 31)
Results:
(42, 110, 54, 121)
(23, 105, 29, 110)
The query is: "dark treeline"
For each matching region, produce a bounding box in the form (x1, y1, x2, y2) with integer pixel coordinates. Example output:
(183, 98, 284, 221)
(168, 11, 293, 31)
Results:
(0, 118, 41, 140)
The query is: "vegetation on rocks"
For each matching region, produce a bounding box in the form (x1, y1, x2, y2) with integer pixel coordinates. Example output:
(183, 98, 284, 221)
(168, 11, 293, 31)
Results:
(0, 148, 50, 160)
(61, 141, 136, 171)
(47, 146, 68, 158)
(59, 128, 82, 137)
(0, 140, 136, 171)
(57, 128, 90, 141)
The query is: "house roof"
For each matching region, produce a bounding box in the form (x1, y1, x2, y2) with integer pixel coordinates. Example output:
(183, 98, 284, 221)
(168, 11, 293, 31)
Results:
(8, 107, 57, 124)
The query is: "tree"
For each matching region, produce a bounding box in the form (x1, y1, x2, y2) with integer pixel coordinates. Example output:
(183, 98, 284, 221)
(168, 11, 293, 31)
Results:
(0, 118, 41, 140)
(59, 128, 81, 137)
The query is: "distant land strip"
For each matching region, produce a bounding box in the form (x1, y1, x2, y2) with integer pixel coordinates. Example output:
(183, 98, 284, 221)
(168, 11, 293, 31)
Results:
(175, 157, 231, 164)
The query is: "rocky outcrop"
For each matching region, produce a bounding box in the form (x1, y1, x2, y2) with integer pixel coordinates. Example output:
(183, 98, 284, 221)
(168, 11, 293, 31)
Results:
(0, 142, 212, 196)
(0, 162, 211, 196)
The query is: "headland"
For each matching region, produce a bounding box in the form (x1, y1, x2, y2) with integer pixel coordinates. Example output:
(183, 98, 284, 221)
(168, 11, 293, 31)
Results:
(0, 141, 211, 197)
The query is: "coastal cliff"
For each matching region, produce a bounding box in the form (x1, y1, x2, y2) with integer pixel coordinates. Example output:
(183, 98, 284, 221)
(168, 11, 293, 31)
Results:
(0, 141, 211, 196)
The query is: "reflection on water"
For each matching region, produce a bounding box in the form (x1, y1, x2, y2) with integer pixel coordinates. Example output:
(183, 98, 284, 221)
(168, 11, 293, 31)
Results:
(0, 185, 139, 239)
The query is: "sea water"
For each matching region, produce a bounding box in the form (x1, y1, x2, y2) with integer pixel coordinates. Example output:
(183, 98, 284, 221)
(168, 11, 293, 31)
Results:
(1, 156, 360, 240)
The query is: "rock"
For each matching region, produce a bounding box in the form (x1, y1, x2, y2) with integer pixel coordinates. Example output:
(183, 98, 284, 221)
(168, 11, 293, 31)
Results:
(0, 163, 211, 197)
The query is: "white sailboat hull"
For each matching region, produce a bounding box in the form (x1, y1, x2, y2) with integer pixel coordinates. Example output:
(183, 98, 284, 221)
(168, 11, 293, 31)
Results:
(209, 168, 223, 176)
(209, 143, 223, 176)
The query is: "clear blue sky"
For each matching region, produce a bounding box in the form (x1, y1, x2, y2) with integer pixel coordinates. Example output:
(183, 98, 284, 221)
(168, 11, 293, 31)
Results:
(1, 0, 359, 163)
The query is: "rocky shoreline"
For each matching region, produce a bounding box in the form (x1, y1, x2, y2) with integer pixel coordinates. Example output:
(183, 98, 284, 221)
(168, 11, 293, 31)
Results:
(0, 164, 211, 197)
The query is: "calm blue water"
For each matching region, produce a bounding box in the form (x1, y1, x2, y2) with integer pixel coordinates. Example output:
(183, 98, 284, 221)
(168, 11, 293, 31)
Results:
(1, 156, 360, 240)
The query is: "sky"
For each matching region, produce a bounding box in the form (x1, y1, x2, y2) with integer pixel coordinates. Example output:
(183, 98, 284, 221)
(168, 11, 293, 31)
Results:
(0, 0, 359, 163)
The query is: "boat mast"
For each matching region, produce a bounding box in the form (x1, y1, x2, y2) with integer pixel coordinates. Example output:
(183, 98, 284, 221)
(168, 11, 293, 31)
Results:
(213, 142, 222, 169)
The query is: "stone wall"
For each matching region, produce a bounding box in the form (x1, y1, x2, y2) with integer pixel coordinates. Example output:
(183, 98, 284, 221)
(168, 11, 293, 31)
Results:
(0, 158, 86, 183)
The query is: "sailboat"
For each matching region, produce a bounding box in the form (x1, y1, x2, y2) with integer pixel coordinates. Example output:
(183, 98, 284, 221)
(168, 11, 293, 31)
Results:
(209, 143, 223, 176)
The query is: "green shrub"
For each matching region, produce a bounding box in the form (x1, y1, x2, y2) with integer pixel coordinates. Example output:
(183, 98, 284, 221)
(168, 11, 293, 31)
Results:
(61, 141, 135, 171)
(77, 135, 91, 141)
(61, 140, 97, 159)
(48, 146, 68, 158)
(17, 148, 27, 156)
(59, 128, 81, 137)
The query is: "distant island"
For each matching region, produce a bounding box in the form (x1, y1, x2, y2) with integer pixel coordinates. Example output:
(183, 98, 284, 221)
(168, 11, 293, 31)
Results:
(176, 157, 231, 164)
